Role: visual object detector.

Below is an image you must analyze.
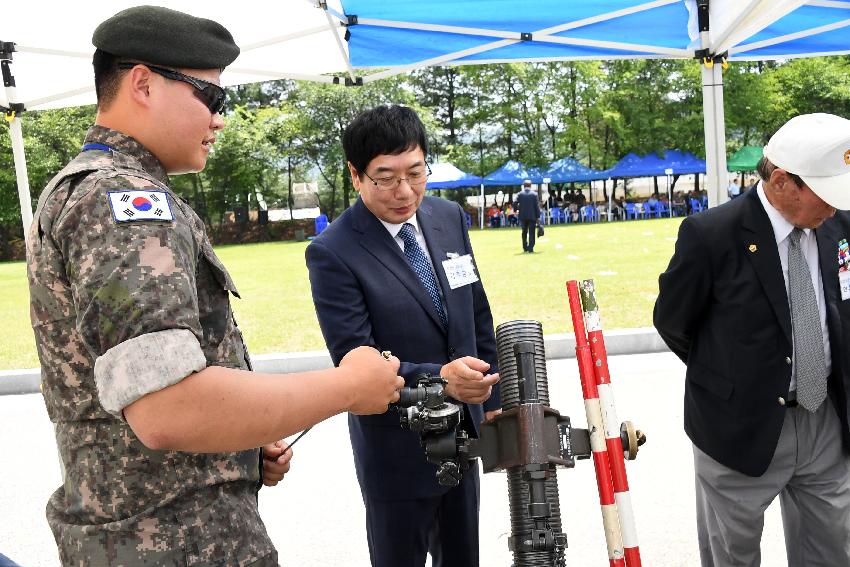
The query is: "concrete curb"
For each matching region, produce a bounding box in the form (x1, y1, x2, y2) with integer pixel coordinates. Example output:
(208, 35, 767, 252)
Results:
(0, 327, 669, 396)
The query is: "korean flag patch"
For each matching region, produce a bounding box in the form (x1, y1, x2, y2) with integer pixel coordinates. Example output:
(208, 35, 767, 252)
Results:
(107, 190, 174, 223)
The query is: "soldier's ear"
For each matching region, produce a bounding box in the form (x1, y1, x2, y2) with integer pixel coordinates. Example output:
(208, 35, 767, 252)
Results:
(126, 65, 154, 110)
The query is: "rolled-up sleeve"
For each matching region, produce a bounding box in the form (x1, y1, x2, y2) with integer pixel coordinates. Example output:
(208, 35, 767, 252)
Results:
(94, 328, 206, 417)
(55, 175, 206, 415)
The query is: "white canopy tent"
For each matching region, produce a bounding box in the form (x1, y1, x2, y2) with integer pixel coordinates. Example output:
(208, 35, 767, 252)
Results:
(4, 0, 850, 242)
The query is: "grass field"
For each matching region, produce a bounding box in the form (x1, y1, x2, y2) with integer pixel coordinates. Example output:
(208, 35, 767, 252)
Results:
(0, 217, 682, 370)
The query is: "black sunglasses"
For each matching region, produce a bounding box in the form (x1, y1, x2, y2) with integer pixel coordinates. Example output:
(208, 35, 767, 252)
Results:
(117, 63, 227, 115)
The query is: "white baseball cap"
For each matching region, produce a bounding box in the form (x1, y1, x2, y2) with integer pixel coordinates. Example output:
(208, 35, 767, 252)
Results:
(763, 113, 850, 210)
(523, 179, 532, 185)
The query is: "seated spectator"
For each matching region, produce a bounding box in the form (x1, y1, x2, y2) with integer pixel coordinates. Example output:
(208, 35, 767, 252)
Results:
(505, 203, 518, 226)
(488, 204, 501, 228)
(610, 197, 625, 221)
(567, 201, 579, 223)
(646, 193, 660, 209)
(672, 192, 687, 216)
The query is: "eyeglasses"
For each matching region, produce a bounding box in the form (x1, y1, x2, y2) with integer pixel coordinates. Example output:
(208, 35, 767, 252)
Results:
(361, 163, 432, 191)
(117, 63, 227, 115)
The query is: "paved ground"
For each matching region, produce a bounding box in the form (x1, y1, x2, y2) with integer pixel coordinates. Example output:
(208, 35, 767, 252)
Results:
(0, 352, 787, 566)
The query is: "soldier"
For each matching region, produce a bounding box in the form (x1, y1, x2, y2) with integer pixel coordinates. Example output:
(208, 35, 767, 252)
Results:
(27, 6, 403, 565)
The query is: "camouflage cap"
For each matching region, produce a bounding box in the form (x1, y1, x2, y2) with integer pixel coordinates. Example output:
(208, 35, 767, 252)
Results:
(92, 6, 240, 69)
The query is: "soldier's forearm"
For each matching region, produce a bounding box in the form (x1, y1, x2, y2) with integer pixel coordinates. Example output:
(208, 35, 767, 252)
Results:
(123, 365, 354, 453)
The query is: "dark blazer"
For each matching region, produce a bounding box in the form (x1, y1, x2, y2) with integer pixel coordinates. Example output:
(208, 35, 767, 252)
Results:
(516, 189, 541, 222)
(654, 188, 850, 477)
(306, 196, 499, 499)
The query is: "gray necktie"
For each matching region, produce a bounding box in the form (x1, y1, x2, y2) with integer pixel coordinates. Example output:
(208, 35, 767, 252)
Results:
(788, 228, 828, 411)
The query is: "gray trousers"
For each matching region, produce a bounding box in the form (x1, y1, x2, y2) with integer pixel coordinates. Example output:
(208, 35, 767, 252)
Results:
(694, 399, 850, 567)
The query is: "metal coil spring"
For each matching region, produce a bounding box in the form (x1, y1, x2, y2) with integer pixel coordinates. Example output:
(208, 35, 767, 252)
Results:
(506, 469, 566, 567)
(495, 320, 549, 410)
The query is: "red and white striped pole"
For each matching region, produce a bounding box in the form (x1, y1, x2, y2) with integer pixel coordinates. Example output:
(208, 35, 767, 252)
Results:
(579, 279, 642, 567)
(567, 280, 625, 567)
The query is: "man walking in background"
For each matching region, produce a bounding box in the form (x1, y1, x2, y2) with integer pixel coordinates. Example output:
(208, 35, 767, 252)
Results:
(654, 113, 850, 566)
(516, 179, 541, 252)
(306, 105, 500, 567)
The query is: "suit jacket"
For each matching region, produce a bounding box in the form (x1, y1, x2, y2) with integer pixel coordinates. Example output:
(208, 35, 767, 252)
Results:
(516, 190, 540, 222)
(306, 196, 499, 499)
(654, 188, 850, 477)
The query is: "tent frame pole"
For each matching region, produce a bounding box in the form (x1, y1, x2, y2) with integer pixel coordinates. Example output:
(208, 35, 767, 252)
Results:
(480, 184, 484, 230)
(697, 2, 728, 209)
(2, 47, 33, 246)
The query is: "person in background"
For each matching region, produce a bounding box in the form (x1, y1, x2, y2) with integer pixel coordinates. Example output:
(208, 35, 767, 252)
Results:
(728, 176, 742, 199)
(489, 203, 501, 228)
(504, 202, 518, 226)
(516, 179, 541, 252)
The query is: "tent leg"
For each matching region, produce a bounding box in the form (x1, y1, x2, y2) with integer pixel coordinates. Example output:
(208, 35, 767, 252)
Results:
(479, 184, 484, 230)
(667, 174, 673, 217)
(4, 56, 34, 248)
(8, 114, 33, 247)
(701, 62, 728, 209)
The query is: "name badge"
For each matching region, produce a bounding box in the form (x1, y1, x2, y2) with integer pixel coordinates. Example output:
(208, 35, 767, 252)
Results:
(442, 254, 479, 289)
(840, 270, 850, 301)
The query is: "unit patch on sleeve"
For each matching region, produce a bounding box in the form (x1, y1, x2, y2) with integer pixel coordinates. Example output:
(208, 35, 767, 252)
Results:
(107, 190, 174, 222)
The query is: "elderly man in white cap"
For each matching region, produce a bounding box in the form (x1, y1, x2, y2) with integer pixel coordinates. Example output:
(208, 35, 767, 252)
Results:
(654, 113, 850, 567)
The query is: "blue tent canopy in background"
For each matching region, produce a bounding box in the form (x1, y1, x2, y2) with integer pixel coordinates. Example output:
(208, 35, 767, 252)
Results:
(543, 156, 608, 183)
(426, 162, 483, 190)
(664, 150, 707, 175)
(606, 150, 706, 178)
(483, 160, 544, 186)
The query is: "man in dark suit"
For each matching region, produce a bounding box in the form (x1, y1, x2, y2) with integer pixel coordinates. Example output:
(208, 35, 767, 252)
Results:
(306, 105, 500, 567)
(654, 113, 850, 566)
(516, 179, 541, 252)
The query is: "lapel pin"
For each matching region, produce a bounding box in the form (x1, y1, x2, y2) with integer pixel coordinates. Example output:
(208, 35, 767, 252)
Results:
(748, 244, 758, 253)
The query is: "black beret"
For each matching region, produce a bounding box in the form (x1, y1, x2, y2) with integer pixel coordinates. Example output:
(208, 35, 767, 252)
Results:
(92, 5, 239, 69)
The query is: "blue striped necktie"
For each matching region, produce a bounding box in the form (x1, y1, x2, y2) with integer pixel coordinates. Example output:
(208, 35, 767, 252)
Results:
(398, 223, 447, 328)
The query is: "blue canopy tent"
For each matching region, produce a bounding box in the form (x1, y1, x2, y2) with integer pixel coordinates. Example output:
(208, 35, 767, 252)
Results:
(544, 156, 608, 184)
(606, 150, 706, 178)
(6, 1, 850, 239)
(664, 150, 707, 175)
(607, 150, 707, 217)
(426, 162, 485, 228)
(541, 156, 610, 220)
(483, 160, 544, 186)
(426, 162, 483, 189)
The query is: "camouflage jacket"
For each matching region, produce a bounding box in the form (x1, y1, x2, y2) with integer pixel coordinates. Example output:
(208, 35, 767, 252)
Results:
(27, 126, 275, 566)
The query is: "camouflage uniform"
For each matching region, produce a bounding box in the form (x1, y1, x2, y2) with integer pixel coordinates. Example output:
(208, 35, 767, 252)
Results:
(27, 125, 277, 566)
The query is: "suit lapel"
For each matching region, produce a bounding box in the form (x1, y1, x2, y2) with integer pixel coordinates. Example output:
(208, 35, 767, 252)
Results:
(351, 198, 446, 331)
(740, 190, 792, 346)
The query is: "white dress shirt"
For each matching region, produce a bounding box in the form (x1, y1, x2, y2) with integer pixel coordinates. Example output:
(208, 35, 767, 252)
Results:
(756, 183, 832, 390)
